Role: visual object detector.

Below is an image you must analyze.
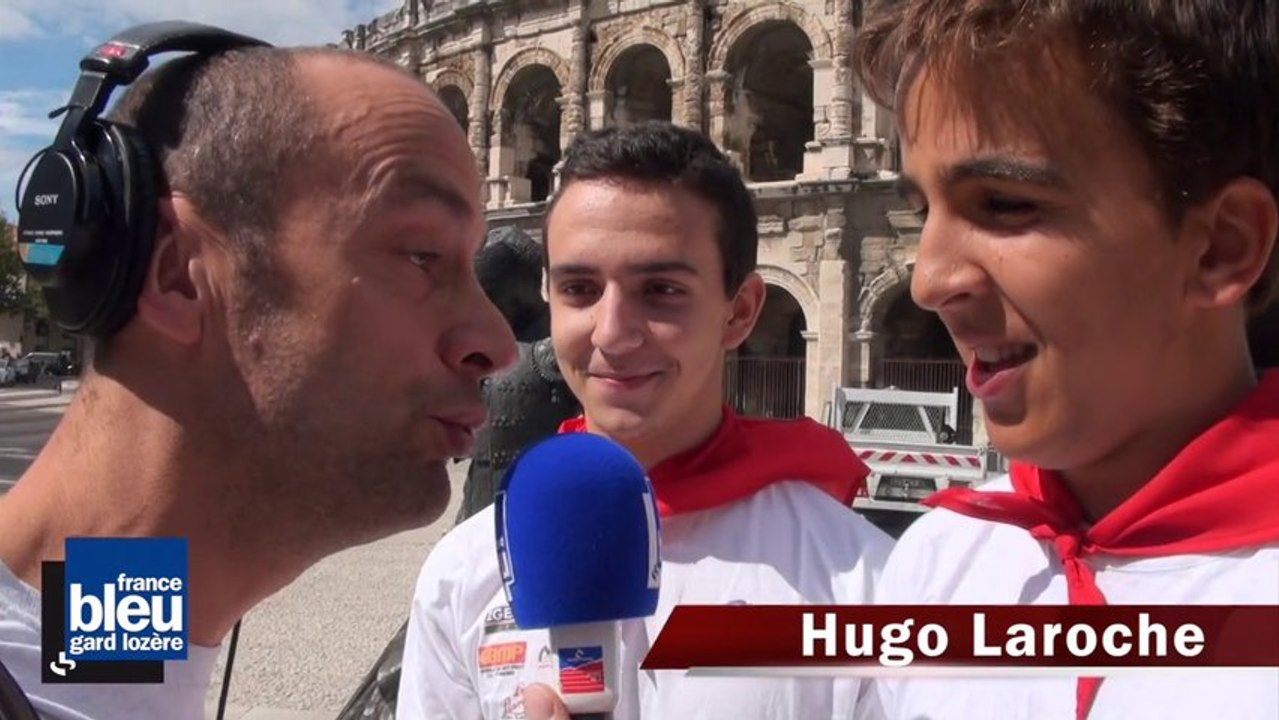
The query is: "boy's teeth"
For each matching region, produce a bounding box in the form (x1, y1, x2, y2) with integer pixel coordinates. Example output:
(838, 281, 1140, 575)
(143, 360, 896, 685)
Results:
(975, 345, 1033, 365)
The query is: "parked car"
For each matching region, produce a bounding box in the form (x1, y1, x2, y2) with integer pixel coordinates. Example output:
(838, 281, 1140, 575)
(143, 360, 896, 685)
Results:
(0, 359, 15, 387)
(14, 352, 72, 383)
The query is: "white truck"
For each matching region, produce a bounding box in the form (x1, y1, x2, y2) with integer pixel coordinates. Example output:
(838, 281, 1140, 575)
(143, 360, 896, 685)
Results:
(825, 386, 1005, 525)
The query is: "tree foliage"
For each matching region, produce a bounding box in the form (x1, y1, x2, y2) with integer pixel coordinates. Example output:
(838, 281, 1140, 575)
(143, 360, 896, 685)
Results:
(0, 212, 48, 319)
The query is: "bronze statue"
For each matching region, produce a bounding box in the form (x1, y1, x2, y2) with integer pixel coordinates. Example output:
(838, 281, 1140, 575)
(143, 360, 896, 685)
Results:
(456, 226, 581, 523)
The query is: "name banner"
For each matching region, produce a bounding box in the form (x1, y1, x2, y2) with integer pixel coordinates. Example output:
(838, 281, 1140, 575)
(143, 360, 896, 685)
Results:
(642, 605, 1279, 674)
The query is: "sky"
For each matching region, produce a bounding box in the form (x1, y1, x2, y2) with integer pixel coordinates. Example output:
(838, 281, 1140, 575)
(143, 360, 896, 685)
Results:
(0, 0, 399, 218)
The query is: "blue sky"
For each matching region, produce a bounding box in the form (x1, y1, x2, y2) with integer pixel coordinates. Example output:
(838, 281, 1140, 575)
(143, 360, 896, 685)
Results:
(0, 0, 398, 218)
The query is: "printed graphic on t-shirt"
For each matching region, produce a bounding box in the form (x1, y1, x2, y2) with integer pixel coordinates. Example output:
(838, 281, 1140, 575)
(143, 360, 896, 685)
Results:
(484, 604, 517, 635)
(499, 682, 528, 720)
(478, 641, 526, 677)
(474, 600, 556, 720)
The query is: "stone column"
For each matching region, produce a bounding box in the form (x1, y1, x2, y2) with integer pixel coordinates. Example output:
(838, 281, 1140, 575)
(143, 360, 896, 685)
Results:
(817, 258, 852, 415)
(470, 39, 492, 178)
(830, 0, 854, 141)
(666, 78, 685, 126)
(587, 89, 611, 129)
(852, 0, 888, 180)
(802, 330, 822, 420)
(563, 20, 589, 144)
(682, 0, 706, 132)
(487, 107, 513, 209)
(852, 329, 877, 387)
(806, 57, 838, 179)
(706, 69, 732, 155)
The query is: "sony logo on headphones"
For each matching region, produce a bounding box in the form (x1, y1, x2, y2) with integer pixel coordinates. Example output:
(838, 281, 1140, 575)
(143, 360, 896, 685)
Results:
(33, 194, 59, 207)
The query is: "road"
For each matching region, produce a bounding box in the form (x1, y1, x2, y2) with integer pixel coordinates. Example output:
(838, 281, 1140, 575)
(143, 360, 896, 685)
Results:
(0, 384, 73, 492)
(0, 384, 469, 719)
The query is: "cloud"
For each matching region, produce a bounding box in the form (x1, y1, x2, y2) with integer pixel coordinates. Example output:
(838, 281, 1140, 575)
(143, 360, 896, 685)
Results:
(0, 140, 43, 218)
(0, 90, 63, 137)
(0, 90, 62, 216)
(0, 4, 38, 39)
(0, 0, 396, 46)
(0, 0, 398, 214)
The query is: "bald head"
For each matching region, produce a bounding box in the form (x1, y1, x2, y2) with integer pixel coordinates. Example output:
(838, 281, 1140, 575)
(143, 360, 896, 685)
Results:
(106, 46, 449, 287)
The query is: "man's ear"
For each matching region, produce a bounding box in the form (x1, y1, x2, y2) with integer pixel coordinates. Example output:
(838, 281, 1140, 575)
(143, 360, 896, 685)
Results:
(132, 196, 221, 346)
(724, 272, 767, 350)
(1185, 177, 1279, 311)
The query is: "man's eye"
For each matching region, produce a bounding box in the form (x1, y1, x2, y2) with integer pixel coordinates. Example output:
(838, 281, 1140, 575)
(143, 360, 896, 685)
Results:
(984, 197, 1038, 216)
(406, 251, 439, 268)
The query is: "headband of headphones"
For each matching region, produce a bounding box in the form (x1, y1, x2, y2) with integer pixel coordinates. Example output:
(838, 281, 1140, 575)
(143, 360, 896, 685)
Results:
(14, 21, 269, 335)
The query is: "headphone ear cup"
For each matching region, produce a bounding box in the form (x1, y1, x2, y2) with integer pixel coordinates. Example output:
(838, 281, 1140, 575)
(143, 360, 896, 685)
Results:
(40, 120, 156, 339)
(93, 121, 158, 339)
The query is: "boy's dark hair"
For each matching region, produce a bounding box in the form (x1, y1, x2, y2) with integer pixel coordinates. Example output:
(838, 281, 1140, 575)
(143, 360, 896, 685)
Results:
(854, 0, 1279, 313)
(545, 121, 758, 296)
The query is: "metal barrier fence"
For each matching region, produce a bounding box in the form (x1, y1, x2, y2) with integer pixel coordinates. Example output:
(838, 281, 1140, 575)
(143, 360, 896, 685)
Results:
(877, 357, 974, 445)
(723, 355, 805, 419)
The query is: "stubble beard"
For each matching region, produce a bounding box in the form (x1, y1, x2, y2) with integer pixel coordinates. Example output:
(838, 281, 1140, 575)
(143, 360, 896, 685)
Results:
(226, 303, 450, 563)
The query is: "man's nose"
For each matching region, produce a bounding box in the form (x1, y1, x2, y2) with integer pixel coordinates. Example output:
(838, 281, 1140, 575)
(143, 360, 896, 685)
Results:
(446, 277, 519, 379)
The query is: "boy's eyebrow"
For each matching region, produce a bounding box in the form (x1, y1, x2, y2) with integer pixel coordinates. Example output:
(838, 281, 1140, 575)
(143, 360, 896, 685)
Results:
(548, 261, 700, 279)
(896, 156, 1070, 200)
(943, 155, 1070, 190)
(547, 264, 596, 280)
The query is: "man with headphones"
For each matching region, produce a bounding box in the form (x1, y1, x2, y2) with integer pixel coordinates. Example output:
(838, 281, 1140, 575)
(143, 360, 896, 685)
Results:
(0, 21, 516, 719)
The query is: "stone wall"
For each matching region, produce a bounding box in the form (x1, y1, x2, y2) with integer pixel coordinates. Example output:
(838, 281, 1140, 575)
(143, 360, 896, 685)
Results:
(344, 0, 917, 420)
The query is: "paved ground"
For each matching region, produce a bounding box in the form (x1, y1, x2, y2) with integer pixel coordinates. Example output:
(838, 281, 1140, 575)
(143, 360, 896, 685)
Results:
(0, 384, 468, 719)
(202, 463, 466, 719)
(0, 383, 75, 491)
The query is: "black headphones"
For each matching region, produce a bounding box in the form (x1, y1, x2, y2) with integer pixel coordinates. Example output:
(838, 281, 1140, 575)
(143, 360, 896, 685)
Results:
(14, 21, 269, 339)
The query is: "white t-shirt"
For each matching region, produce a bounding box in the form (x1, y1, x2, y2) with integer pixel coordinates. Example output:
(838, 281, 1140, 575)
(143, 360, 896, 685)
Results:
(0, 560, 219, 720)
(874, 476, 1279, 720)
(397, 481, 894, 720)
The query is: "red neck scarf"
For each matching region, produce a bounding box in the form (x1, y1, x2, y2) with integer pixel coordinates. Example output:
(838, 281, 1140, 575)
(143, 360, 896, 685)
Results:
(924, 370, 1279, 720)
(558, 406, 868, 517)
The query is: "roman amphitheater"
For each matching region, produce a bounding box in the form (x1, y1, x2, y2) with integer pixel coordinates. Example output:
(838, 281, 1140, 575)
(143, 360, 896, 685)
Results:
(340, 0, 1278, 443)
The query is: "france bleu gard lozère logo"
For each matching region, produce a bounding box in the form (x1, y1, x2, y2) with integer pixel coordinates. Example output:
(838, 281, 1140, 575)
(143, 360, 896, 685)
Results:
(42, 538, 188, 683)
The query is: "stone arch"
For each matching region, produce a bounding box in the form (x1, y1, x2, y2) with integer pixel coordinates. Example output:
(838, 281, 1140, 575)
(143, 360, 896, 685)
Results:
(708, 3, 832, 72)
(589, 27, 686, 92)
(430, 68, 474, 100)
(857, 260, 914, 335)
(756, 265, 818, 329)
(490, 47, 571, 113)
(431, 69, 474, 131)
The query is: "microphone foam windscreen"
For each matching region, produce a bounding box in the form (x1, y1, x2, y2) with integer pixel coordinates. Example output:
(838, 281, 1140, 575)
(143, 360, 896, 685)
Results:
(496, 433, 661, 629)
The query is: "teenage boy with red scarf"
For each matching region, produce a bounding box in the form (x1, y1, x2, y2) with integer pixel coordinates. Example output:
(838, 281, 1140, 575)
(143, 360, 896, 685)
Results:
(395, 122, 893, 719)
(849, 1, 1279, 719)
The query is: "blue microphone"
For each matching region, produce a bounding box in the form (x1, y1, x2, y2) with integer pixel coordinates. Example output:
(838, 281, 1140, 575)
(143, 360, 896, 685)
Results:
(496, 433, 661, 718)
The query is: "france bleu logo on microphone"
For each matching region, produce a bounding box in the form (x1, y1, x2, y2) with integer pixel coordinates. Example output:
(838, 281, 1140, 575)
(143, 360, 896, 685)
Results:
(42, 537, 188, 683)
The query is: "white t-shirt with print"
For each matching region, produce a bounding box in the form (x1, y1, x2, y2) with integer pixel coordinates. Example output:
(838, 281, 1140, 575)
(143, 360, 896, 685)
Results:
(397, 481, 894, 720)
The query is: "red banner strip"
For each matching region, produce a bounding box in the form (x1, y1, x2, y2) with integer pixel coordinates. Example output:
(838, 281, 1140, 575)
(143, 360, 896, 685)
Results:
(642, 605, 1279, 670)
